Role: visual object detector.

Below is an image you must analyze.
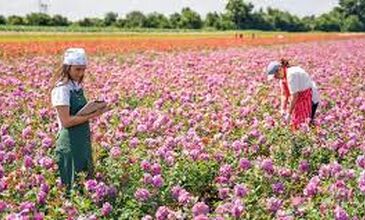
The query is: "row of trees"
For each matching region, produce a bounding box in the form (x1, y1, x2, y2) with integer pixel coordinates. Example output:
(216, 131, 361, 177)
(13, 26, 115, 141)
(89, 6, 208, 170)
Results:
(0, 9, 205, 29)
(1, 0, 365, 32)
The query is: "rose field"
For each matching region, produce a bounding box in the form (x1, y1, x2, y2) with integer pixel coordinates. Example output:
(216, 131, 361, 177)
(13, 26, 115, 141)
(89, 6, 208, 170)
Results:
(1, 32, 364, 58)
(0, 33, 365, 219)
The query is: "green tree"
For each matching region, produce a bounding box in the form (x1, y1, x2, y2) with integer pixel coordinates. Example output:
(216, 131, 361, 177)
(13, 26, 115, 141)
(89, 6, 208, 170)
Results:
(169, 13, 182, 29)
(225, 0, 254, 29)
(144, 12, 170, 28)
(7, 15, 26, 25)
(302, 15, 316, 31)
(205, 12, 221, 29)
(180, 7, 203, 29)
(339, 0, 365, 23)
(314, 9, 343, 32)
(124, 11, 146, 28)
(342, 15, 363, 31)
(104, 12, 118, 26)
(266, 8, 308, 32)
(218, 13, 236, 30)
(76, 17, 104, 27)
(91, 18, 105, 27)
(77, 18, 92, 27)
(51, 14, 69, 26)
(26, 13, 52, 26)
(249, 9, 274, 30)
(115, 18, 126, 28)
(0, 15, 6, 25)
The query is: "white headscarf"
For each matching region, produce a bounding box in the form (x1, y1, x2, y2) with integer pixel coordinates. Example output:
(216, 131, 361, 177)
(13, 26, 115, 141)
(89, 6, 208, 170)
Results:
(63, 48, 87, 65)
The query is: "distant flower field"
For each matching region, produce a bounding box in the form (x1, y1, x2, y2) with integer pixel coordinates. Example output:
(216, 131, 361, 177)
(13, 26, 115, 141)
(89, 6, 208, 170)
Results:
(0, 32, 364, 58)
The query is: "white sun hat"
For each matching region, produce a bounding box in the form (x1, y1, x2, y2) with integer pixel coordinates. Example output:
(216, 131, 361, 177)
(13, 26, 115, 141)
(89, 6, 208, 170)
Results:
(63, 48, 87, 66)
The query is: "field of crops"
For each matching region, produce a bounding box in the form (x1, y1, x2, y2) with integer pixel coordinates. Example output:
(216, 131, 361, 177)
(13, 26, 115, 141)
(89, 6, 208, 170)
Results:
(1, 32, 364, 58)
(0, 32, 365, 219)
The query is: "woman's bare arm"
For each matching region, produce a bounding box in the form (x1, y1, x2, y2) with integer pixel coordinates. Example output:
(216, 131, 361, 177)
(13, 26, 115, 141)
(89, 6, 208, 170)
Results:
(280, 83, 289, 113)
(280, 95, 289, 113)
(55, 106, 103, 128)
(288, 93, 299, 115)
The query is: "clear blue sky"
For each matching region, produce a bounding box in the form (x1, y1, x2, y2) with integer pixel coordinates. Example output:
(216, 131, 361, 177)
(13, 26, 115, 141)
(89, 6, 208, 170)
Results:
(0, 0, 339, 21)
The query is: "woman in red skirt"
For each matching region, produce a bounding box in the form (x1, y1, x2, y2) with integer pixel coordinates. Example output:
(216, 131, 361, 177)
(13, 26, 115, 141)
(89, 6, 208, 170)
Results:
(266, 59, 320, 129)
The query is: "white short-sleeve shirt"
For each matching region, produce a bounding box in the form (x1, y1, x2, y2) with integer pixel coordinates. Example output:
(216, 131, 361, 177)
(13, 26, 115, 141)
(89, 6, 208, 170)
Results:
(51, 80, 82, 129)
(287, 66, 320, 103)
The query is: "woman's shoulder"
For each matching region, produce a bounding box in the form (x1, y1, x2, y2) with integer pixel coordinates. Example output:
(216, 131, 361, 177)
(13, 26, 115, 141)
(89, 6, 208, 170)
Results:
(288, 66, 305, 74)
(55, 81, 68, 87)
(52, 80, 82, 94)
(52, 80, 72, 93)
(287, 66, 309, 79)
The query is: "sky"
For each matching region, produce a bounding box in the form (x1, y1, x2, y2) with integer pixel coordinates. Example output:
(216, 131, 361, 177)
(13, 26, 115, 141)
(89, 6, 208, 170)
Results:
(0, 0, 339, 21)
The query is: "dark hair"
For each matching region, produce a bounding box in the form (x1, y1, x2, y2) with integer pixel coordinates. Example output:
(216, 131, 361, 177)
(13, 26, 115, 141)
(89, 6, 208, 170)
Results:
(280, 58, 290, 68)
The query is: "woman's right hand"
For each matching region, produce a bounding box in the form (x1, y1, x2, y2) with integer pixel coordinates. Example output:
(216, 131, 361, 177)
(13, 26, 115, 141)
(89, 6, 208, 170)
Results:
(280, 108, 285, 116)
(86, 105, 111, 120)
(87, 109, 104, 120)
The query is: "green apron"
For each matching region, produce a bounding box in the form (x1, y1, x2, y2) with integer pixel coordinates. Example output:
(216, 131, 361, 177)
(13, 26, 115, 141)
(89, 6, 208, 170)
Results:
(55, 88, 94, 190)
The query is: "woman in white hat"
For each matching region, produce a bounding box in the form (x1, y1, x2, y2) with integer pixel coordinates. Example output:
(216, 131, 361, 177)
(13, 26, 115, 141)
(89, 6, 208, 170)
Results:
(266, 59, 320, 129)
(51, 48, 106, 191)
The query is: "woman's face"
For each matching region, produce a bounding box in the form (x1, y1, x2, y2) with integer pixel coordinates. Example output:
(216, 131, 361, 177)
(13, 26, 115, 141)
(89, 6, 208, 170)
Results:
(69, 65, 86, 82)
(274, 67, 284, 79)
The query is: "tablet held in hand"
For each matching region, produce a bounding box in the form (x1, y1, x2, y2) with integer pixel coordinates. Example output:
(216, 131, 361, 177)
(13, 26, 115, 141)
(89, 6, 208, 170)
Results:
(76, 100, 108, 116)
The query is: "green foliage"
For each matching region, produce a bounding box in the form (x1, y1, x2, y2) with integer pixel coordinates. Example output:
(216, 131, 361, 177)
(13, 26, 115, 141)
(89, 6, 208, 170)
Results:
(77, 17, 105, 27)
(225, 0, 254, 29)
(104, 12, 118, 26)
(205, 12, 221, 28)
(26, 13, 53, 26)
(0, 15, 6, 25)
(1, 0, 365, 31)
(7, 15, 26, 25)
(266, 8, 309, 31)
(342, 15, 364, 31)
(125, 11, 146, 28)
(169, 13, 182, 29)
(339, 0, 365, 23)
(171, 159, 219, 197)
(179, 7, 203, 29)
(315, 9, 343, 32)
(144, 12, 170, 29)
(51, 14, 69, 26)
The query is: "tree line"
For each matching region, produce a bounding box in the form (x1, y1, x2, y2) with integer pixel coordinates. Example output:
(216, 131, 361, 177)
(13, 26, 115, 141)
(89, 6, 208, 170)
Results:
(1, 0, 365, 32)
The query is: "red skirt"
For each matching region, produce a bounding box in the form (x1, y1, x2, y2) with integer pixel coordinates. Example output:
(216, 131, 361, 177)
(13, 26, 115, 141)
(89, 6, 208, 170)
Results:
(291, 88, 312, 129)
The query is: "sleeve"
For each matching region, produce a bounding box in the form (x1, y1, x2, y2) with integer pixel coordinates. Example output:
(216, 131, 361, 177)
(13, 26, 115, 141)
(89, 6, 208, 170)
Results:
(311, 81, 317, 89)
(51, 86, 70, 107)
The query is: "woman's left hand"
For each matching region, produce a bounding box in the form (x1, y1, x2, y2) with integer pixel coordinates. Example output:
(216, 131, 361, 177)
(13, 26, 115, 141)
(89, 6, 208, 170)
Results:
(284, 113, 291, 123)
(281, 112, 290, 122)
(100, 105, 112, 114)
